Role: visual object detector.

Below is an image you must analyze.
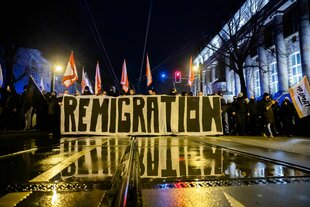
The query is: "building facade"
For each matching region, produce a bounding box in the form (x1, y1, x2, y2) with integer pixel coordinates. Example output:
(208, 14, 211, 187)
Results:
(193, 0, 310, 100)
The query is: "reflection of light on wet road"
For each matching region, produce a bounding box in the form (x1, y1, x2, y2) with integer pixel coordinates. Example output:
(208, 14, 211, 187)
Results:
(0, 136, 309, 206)
(142, 187, 230, 207)
(51, 188, 58, 205)
(224, 192, 246, 207)
(30, 145, 99, 182)
(138, 137, 309, 182)
(0, 192, 32, 207)
(0, 148, 38, 159)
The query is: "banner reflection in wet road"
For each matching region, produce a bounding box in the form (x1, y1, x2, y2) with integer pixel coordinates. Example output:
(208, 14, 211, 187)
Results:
(58, 137, 307, 182)
(60, 138, 128, 180)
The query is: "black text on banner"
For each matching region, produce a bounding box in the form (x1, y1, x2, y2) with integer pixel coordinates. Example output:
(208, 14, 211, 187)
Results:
(61, 95, 223, 135)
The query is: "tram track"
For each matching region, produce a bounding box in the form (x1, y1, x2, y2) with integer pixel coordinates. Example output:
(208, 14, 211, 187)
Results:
(0, 136, 309, 206)
(193, 137, 310, 173)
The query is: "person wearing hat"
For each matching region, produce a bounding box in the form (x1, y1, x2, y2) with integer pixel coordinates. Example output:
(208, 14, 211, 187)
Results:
(259, 92, 275, 137)
(169, 88, 177, 95)
(82, 86, 93, 95)
(108, 86, 118, 97)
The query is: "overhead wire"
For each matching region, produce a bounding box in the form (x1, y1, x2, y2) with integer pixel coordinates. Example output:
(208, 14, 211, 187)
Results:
(82, 0, 120, 91)
(72, 13, 110, 78)
(138, 38, 198, 83)
(137, 0, 154, 93)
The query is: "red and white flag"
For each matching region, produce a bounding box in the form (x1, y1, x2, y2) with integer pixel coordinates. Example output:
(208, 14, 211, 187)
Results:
(120, 59, 129, 93)
(188, 56, 195, 86)
(81, 67, 93, 94)
(95, 61, 102, 95)
(62, 51, 78, 88)
(146, 54, 152, 87)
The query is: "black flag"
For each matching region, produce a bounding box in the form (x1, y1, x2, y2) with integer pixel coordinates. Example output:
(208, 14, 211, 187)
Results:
(23, 75, 48, 111)
(25, 75, 48, 107)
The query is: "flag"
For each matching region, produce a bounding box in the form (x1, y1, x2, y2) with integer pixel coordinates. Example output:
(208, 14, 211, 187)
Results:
(289, 75, 310, 118)
(0, 64, 3, 88)
(62, 51, 78, 88)
(95, 61, 102, 95)
(146, 54, 152, 87)
(40, 77, 45, 91)
(120, 59, 129, 93)
(81, 67, 94, 94)
(24, 75, 48, 107)
(188, 56, 195, 86)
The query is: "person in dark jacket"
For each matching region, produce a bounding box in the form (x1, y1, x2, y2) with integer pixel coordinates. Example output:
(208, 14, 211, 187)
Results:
(168, 88, 177, 95)
(229, 96, 238, 135)
(82, 86, 93, 95)
(3, 85, 19, 130)
(259, 93, 275, 137)
(108, 86, 118, 97)
(280, 97, 296, 136)
(247, 96, 259, 135)
(48, 91, 61, 138)
(233, 92, 247, 135)
(221, 98, 230, 134)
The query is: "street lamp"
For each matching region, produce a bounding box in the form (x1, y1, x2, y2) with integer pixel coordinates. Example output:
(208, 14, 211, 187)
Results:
(51, 65, 63, 92)
(193, 65, 199, 73)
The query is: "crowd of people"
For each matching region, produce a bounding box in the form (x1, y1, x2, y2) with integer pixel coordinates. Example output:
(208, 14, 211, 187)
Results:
(0, 83, 301, 138)
(0, 85, 61, 138)
(220, 92, 297, 137)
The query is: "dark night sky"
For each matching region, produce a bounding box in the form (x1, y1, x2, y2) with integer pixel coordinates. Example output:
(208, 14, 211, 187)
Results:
(0, 0, 245, 92)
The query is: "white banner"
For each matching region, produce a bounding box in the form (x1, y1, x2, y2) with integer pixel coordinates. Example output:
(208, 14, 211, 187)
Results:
(61, 95, 223, 135)
(289, 76, 310, 118)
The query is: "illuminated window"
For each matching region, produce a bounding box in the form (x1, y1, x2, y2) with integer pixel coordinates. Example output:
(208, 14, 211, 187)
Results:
(254, 69, 261, 97)
(270, 62, 278, 94)
(290, 52, 302, 85)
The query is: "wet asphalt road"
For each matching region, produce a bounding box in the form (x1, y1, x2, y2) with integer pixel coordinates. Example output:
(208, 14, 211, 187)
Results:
(0, 135, 309, 206)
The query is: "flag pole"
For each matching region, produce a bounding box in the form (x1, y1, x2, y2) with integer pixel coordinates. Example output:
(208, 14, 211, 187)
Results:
(274, 90, 289, 101)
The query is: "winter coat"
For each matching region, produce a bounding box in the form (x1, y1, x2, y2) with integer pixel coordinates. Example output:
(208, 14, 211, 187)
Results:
(259, 99, 275, 124)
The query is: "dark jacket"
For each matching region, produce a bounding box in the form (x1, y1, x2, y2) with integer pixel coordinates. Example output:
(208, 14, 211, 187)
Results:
(259, 98, 275, 124)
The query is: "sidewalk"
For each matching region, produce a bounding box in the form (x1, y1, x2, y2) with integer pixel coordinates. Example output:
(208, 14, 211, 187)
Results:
(211, 135, 310, 156)
(203, 135, 310, 171)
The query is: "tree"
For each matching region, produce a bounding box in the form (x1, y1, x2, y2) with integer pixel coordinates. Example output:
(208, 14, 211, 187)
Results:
(203, 0, 273, 97)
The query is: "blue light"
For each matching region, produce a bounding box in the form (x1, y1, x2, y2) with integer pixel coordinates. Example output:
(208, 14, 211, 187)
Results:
(161, 73, 166, 78)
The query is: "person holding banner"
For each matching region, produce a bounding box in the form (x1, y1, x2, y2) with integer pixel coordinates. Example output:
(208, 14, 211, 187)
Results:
(108, 86, 118, 97)
(82, 86, 93, 95)
(129, 89, 136, 95)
